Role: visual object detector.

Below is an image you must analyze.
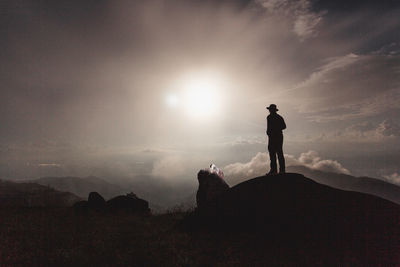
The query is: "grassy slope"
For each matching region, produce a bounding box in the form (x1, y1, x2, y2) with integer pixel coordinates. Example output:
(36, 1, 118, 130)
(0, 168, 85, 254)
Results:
(2, 174, 399, 266)
(0, 207, 377, 266)
(0, 208, 192, 266)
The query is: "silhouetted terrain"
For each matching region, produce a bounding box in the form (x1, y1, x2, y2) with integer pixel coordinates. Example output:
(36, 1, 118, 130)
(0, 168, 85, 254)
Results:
(287, 165, 400, 204)
(185, 173, 400, 265)
(29, 176, 126, 200)
(28, 176, 193, 211)
(0, 179, 80, 207)
(2, 172, 399, 266)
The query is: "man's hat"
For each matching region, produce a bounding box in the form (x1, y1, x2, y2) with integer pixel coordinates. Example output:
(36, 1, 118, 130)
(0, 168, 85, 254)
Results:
(266, 104, 278, 111)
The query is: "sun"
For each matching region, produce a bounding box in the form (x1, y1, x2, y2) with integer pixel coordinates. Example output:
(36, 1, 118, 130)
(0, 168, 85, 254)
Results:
(166, 94, 179, 107)
(165, 72, 225, 119)
(181, 74, 223, 119)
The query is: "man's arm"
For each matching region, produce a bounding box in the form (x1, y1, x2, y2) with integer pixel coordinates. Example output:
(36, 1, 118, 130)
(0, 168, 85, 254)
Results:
(266, 116, 271, 136)
(281, 116, 286, 130)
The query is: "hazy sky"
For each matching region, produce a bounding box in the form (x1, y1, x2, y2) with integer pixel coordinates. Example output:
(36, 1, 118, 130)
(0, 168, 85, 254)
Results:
(1, 0, 400, 187)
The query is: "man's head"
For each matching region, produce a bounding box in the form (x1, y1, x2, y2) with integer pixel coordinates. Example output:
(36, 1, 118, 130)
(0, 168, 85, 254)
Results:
(266, 104, 278, 114)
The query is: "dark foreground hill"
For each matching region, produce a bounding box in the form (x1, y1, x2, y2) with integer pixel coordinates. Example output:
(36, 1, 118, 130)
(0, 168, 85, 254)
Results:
(185, 173, 400, 265)
(0, 179, 80, 207)
(288, 165, 400, 204)
(1, 173, 399, 266)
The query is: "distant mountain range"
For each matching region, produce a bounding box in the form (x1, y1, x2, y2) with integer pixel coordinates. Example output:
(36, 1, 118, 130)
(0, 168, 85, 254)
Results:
(0, 180, 80, 207)
(18, 166, 400, 210)
(27, 176, 171, 212)
(287, 165, 400, 204)
(29, 176, 126, 200)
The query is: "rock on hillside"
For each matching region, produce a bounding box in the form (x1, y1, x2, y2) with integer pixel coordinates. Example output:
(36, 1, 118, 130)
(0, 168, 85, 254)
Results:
(186, 173, 400, 264)
(196, 169, 229, 209)
(88, 192, 106, 211)
(73, 192, 150, 214)
(107, 193, 150, 214)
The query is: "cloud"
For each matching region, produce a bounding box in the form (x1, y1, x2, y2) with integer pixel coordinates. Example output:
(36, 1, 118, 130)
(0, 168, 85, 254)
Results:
(289, 53, 400, 121)
(295, 151, 350, 174)
(293, 12, 323, 40)
(1, 0, 400, 184)
(223, 152, 269, 179)
(36, 163, 62, 167)
(382, 172, 400, 186)
(373, 42, 400, 56)
(376, 119, 400, 137)
(221, 136, 266, 147)
(313, 119, 400, 143)
(345, 121, 375, 133)
(256, 0, 325, 40)
(140, 148, 183, 154)
(151, 156, 186, 178)
(223, 150, 349, 184)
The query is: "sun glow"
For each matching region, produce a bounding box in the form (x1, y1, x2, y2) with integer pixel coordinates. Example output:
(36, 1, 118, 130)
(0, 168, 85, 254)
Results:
(181, 73, 223, 119)
(165, 72, 226, 120)
(166, 94, 179, 107)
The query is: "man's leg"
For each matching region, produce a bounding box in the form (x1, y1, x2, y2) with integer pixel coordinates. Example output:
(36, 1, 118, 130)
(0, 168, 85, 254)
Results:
(277, 149, 285, 173)
(269, 151, 277, 174)
(277, 135, 285, 173)
(268, 141, 277, 174)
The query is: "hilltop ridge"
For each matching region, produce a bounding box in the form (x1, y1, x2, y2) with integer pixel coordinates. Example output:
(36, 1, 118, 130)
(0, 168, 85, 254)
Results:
(287, 165, 400, 204)
(185, 172, 400, 264)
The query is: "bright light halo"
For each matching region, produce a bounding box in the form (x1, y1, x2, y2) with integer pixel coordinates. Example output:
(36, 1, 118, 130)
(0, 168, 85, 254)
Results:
(181, 74, 222, 119)
(166, 94, 179, 107)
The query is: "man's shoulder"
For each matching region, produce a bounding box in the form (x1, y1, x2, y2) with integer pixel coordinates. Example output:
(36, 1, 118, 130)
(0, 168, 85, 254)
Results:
(268, 113, 281, 119)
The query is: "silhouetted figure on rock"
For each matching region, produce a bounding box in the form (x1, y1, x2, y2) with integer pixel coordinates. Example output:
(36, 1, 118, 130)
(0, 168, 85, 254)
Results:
(266, 104, 286, 175)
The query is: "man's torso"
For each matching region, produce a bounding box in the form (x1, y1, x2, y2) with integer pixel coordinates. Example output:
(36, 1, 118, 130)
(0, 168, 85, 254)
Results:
(267, 114, 285, 137)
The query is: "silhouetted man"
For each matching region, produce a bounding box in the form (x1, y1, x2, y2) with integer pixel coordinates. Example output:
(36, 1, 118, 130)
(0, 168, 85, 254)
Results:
(266, 104, 286, 175)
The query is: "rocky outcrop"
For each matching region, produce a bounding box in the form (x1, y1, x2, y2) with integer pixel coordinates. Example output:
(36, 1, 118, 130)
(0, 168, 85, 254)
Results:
(87, 192, 106, 211)
(73, 191, 150, 214)
(189, 173, 400, 236)
(196, 169, 229, 209)
(183, 173, 400, 265)
(107, 193, 150, 214)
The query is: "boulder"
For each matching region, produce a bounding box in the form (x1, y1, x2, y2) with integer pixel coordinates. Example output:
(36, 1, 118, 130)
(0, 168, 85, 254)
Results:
(87, 191, 106, 211)
(183, 173, 400, 265)
(106, 193, 150, 214)
(196, 169, 229, 209)
(191, 173, 400, 235)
